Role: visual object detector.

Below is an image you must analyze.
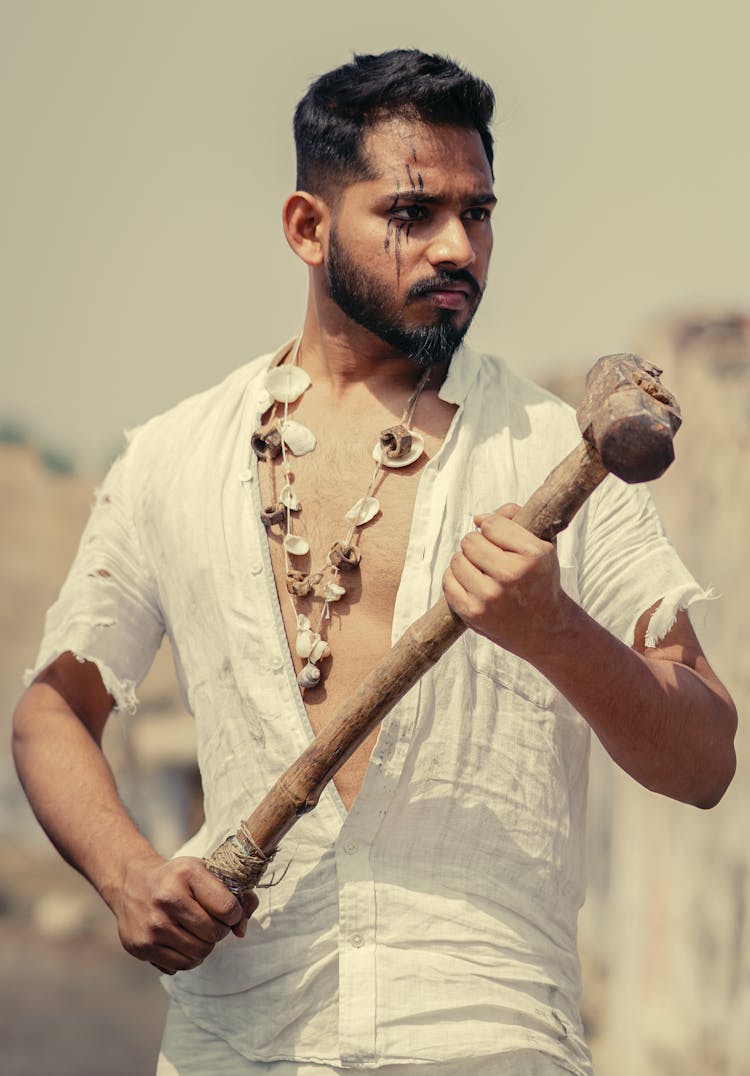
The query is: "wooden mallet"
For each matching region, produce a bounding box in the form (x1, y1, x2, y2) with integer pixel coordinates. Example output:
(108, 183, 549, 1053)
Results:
(204, 352, 681, 899)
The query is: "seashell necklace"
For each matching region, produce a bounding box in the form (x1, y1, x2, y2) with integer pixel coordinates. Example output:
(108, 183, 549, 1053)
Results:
(251, 336, 432, 692)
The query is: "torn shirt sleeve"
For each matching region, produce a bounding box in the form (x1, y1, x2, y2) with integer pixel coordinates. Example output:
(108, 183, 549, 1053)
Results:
(24, 433, 164, 713)
(575, 475, 715, 649)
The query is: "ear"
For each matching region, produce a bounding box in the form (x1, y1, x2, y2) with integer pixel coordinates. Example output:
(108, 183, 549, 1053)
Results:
(282, 191, 329, 267)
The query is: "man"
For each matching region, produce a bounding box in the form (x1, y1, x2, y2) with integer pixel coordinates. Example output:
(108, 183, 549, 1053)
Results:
(13, 50, 736, 1075)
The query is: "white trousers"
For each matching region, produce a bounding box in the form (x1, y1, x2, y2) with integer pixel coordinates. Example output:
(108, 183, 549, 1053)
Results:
(157, 999, 575, 1075)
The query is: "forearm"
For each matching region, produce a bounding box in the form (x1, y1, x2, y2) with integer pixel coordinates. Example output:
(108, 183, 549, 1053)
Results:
(12, 682, 162, 913)
(531, 597, 737, 807)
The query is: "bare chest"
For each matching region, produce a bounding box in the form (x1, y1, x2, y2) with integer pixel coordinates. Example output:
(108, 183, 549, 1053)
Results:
(255, 393, 455, 808)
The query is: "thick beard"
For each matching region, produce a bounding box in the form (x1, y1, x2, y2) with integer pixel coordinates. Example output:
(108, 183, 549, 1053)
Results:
(325, 226, 482, 369)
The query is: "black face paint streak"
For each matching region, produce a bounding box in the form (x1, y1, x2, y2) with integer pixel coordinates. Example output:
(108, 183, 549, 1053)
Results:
(384, 188, 400, 253)
(405, 164, 416, 191)
(417, 172, 424, 192)
(384, 217, 394, 254)
(394, 221, 405, 282)
(405, 222, 413, 243)
(412, 147, 417, 162)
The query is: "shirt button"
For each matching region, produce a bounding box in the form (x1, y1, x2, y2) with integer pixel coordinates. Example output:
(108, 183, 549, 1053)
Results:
(250, 562, 263, 575)
(343, 839, 358, 855)
(238, 468, 254, 483)
(351, 934, 365, 949)
(269, 656, 284, 671)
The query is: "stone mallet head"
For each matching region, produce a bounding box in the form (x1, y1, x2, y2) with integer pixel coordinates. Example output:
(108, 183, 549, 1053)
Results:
(577, 353, 682, 484)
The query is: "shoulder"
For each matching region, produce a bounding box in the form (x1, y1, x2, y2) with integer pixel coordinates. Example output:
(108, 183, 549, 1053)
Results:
(117, 345, 287, 475)
(461, 346, 581, 448)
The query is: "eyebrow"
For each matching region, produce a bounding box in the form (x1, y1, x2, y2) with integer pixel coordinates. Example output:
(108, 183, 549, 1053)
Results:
(389, 190, 498, 207)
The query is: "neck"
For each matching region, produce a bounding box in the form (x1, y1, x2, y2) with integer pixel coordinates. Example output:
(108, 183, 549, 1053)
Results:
(295, 294, 451, 400)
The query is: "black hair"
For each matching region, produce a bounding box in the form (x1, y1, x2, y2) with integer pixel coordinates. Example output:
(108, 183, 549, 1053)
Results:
(293, 49, 495, 199)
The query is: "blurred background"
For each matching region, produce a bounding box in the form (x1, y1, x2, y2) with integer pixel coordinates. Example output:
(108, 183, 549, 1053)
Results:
(1, 2, 747, 1073)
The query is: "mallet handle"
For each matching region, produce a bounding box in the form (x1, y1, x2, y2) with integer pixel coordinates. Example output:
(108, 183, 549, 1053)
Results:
(205, 438, 608, 886)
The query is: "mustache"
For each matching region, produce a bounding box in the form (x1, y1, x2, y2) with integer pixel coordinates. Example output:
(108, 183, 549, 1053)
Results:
(407, 270, 483, 301)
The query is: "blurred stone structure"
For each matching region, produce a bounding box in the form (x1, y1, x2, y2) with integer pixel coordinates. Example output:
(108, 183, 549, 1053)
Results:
(555, 313, 749, 1075)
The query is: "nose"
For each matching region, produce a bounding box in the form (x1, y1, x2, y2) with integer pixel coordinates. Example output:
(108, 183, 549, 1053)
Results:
(426, 216, 477, 270)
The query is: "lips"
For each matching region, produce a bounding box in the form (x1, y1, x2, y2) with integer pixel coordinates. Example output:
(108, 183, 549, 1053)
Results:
(423, 287, 470, 309)
(408, 272, 481, 308)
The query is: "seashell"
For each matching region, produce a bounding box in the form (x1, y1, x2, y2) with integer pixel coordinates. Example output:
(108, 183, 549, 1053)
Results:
(286, 570, 312, 597)
(323, 581, 346, 602)
(280, 483, 301, 511)
(380, 423, 412, 459)
(280, 420, 316, 456)
(284, 533, 310, 556)
(372, 430, 425, 469)
(251, 423, 283, 461)
(345, 496, 380, 526)
(256, 388, 273, 413)
(295, 628, 318, 658)
(260, 503, 285, 528)
(297, 662, 321, 689)
(265, 365, 311, 403)
(308, 638, 331, 663)
(328, 541, 361, 571)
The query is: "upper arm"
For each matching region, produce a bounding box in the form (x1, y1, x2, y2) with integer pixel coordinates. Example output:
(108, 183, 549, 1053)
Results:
(30, 652, 116, 743)
(632, 603, 737, 728)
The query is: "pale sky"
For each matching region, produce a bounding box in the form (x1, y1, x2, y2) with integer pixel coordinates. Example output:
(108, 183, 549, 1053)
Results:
(2, 0, 748, 472)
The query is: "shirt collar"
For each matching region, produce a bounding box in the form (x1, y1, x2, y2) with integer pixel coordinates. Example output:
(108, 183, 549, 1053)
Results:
(438, 343, 483, 406)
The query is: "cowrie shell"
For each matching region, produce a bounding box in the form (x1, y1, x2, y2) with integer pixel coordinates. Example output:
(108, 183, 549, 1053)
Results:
(265, 366, 311, 403)
(323, 581, 346, 602)
(283, 534, 310, 556)
(372, 432, 425, 468)
(345, 496, 380, 526)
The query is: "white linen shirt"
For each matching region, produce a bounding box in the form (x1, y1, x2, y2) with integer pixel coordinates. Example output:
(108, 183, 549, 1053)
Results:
(27, 341, 708, 1074)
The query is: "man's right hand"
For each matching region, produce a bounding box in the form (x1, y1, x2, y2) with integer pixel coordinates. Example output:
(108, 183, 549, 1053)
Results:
(113, 852, 259, 974)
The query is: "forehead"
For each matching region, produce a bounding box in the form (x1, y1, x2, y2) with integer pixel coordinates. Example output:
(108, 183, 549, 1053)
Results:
(360, 118, 493, 194)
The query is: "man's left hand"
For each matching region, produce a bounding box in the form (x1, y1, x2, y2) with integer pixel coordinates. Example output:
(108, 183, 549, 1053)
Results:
(443, 503, 571, 662)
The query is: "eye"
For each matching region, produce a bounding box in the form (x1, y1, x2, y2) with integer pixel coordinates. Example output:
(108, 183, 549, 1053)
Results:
(390, 204, 428, 222)
(462, 207, 492, 223)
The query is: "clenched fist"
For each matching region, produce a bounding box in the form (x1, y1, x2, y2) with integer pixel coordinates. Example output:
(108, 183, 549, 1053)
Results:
(113, 852, 259, 974)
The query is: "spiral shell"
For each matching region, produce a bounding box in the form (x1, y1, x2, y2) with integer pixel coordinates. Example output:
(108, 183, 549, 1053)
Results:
(295, 627, 317, 658)
(328, 542, 361, 571)
(251, 423, 283, 461)
(265, 365, 311, 403)
(297, 662, 321, 689)
(372, 430, 425, 468)
(309, 638, 331, 663)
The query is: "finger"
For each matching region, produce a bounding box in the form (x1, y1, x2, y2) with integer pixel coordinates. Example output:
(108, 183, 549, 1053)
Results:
(458, 532, 526, 582)
(451, 544, 502, 593)
(471, 513, 549, 558)
(474, 501, 521, 523)
(189, 864, 244, 929)
(232, 891, 260, 938)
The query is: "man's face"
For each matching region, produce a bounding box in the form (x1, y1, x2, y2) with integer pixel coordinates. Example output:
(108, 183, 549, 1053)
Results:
(323, 119, 496, 367)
